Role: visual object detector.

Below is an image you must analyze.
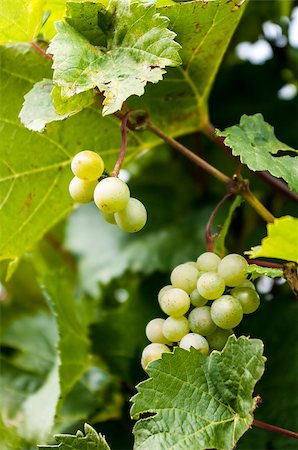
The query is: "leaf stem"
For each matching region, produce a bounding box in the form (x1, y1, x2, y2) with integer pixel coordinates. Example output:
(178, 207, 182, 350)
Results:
(31, 41, 53, 60)
(205, 193, 234, 252)
(112, 112, 130, 177)
(246, 259, 283, 269)
(253, 419, 298, 440)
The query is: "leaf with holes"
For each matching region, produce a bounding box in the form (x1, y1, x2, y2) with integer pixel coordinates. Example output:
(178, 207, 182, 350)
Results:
(217, 114, 298, 193)
(131, 336, 265, 450)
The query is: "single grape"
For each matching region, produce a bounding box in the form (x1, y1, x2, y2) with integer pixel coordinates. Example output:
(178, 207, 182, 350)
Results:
(159, 288, 190, 317)
(94, 177, 130, 213)
(115, 198, 147, 233)
(207, 328, 233, 351)
(141, 343, 171, 371)
(71, 150, 104, 180)
(231, 287, 260, 314)
(102, 212, 116, 224)
(69, 177, 98, 203)
(170, 263, 200, 294)
(188, 306, 217, 336)
(162, 316, 189, 342)
(190, 289, 208, 307)
(217, 254, 248, 287)
(238, 279, 256, 290)
(196, 252, 221, 272)
(158, 285, 172, 304)
(145, 318, 172, 344)
(211, 295, 243, 329)
(197, 272, 225, 300)
(179, 333, 209, 355)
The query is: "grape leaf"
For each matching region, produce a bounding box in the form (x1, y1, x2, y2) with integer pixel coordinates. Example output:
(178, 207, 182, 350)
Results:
(48, 1, 182, 115)
(247, 264, 283, 280)
(246, 216, 298, 263)
(0, 0, 45, 43)
(38, 423, 111, 449)
(131, 336, 265, 450)
(41, 0, 67, 40)
(217, 114, 298, 193)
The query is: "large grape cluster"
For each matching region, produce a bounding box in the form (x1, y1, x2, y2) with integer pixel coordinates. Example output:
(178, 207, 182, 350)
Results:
(141, 252, 260, 370)
(69, 151, 147, 233)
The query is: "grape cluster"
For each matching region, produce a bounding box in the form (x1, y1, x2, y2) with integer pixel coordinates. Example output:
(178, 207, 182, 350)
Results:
(69, 151, 147, 233)
(141, 252, 260, 370)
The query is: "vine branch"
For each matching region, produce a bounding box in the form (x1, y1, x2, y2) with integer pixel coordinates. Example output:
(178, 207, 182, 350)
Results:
(253, 419, 298, 440)
(205, 193, 234, 252)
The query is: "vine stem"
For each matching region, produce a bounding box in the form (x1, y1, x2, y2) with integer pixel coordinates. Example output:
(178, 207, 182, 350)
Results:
(253, 419, 298, 439)
(112, 112, 130, 176)
(31, 41, 53, 60)
(205, 193, 234, 252)
(247, 259, 283, 269)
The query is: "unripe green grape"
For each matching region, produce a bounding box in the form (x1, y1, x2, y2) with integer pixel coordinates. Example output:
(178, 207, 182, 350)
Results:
(69, 177, 98, 203)
(71, 150, 104, 180)
(196, 252, 221, 272)
(94, 177, 130, 213)
(159, 288, 190, 317)
(190, 289, 208, 307)
(170, 263, 200, 294)
(197, 272, 225, 300)
(217, 254, 248, 287)
(115, 198, 147, 233)
(238, 279, 256, 290)
(179, 333, 209, 355)
(211, 295, 243, 329)
(158, 285, 172, 304)
(145, 318, 172, 345)
(231, 287, 260, 314)
(162, 316, 189, 342)
(188, 306, 217, 336)
(141, 343, 171, 371)
(102, 212, 116, 224)
(207, 328, 233, 351)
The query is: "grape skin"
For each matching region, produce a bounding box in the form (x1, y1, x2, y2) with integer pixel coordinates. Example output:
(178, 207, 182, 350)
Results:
(69, 177, 98, 203)
(188, 306, 217, 336)
(197, 272, 225, 300)
(94, 177, 130, 213)
(159, 288, 190, 317)
(207, 328, 233, 351)
(231, 287, 260, 314)
(211, 295, 243, 329)
(196, 252, 221, 272)
(190, 289, 208, 307)
(158, 285, 172, 304)
(146, 318, 172, 345)
(179, 333, 209, 355)
(71, 150, 104, 181)
(102, 212, 116, 224)
(141, 343, 171, 371)
(115, 198, 147, 233)
(217, 254, 248, 287)
(170, 263, 200, 294)
(162, 316, 189, 342)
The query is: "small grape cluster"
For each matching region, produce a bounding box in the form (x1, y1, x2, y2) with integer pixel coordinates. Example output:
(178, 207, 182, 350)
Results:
(141, 252, 260, 370)
(69, 151, 147, 233)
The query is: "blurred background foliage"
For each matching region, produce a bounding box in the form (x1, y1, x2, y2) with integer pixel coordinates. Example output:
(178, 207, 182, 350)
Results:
(1, 1, 297, 449)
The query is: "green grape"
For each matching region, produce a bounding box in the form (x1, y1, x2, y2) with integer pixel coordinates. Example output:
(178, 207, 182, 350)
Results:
(170, 263, 200, 294)
(190, 289, 208, 307)
(102, 212, 116, 224)
(158, 285, 172, 304)
(141, 343, 171, 371)
(69, 177, 98, 203)
(71, 150, 104, 180)
(159, 288, 190, 317)
(197, 272, 225, 300)
(188, 306, 217, 336)
(207, 328, 233, 351)
(217, 254, 248, 287)
(179, 333, 209, 355)
(211, 295, 243, 329)
(231, 287, 260, 314)
(238, 279, 256, 290)
(162, 316, 189, 342)
(196, 252, 221, 272)
(115, 198, 147, 233)
(94, 177, 130, 213)
(145, 318, 172, 345)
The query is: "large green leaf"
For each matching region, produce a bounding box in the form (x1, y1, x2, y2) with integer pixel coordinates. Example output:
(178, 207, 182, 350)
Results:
(131, 336, 265, 450)
(38, 423, 111, 449)
(48, 1, 181, 115)
(247, 216, 298, 263)
(217, 114, 298, 193)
